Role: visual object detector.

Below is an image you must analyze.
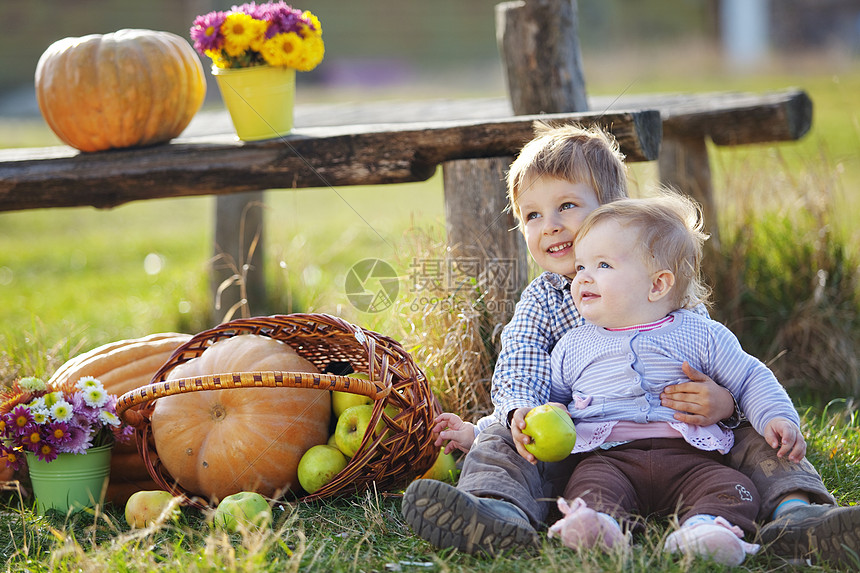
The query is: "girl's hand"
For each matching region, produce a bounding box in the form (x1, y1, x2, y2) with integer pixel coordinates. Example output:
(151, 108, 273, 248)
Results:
(764, 417, 807, 463)
(432, 412, 476, 454)
(660, 362, 736, 426)
(510, 407, 538, 465)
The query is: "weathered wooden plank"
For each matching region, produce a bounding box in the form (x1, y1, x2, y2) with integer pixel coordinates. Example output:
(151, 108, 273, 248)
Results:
(596, 89, 813, 145)
(179, 89, 810, 143)
(0, 110, 660, 212)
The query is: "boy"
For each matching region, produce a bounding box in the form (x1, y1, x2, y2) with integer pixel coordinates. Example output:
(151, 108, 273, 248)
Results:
(401, 122, 856, 564)
(546, 193, 803, 565)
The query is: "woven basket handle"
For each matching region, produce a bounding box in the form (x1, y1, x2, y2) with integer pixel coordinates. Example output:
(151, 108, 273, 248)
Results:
(116, 370, 391, 425)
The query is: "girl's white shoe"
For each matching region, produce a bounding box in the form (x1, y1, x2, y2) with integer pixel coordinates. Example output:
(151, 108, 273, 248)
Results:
(664, 515, 761, 565)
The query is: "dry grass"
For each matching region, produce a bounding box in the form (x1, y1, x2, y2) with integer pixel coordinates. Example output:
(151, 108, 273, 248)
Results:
(381, 227, 514, 421)
(708, 143, 860, 402)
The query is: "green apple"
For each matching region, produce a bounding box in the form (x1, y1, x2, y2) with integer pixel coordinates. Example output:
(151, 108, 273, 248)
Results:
(376, 403, 400, 440)
(124, 489, 181, 528)
(334, 404, 380, 458)
(522, 403, 577, 462)
(297, 444, 348, 494)
(327, 433, 339, 448)
(332, 390, 373, 418)
(417, 447, 458, 483)
(212, 491, 272, 532)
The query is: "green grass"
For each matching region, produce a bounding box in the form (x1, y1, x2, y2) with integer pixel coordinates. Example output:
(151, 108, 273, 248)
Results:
(0, 403, 857, 572)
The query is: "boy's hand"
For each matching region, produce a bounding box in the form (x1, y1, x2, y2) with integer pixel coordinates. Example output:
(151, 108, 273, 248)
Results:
(510, 407, 538, 465)
(660, 362, 735, 426)
(432, 412, 476, 455)
(764, 417, 807, 463)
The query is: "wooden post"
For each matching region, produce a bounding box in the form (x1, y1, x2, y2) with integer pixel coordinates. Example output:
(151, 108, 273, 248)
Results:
(440, 0, 590, 311)
(211, 192, 267, 324)
(443, 157, 529, 314)
(496, 0, 588, 114)
(441, 0, 589, 316)
(657, 134, 721, 285)
(658, 134, 720, 249)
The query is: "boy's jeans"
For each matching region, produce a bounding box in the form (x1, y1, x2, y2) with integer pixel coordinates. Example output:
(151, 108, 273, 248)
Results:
(727, 422, 835, 521)
(457, 421, 835, 528)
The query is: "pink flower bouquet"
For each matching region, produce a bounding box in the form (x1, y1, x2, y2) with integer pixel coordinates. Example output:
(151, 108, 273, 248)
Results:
(0, 376, 132, 468)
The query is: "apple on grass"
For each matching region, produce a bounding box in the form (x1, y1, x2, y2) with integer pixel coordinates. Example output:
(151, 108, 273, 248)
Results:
(212, 491, 272, 532)
(298, 444, 348, 494)
(416, 447, 458, 483)
(125, 489, 182, 528)
(522, 403, 577, 462)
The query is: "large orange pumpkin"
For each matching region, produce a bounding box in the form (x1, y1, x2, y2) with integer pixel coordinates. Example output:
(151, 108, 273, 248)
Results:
(35, 29, 206, 152)
(150, 334, 331, 502)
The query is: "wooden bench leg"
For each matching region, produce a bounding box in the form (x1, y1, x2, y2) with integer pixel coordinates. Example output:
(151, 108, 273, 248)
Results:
(211, 191, 267, 324)
(442, 157, 529, 322)
(657, 134, 722, 287)
(658, 133, 721, 249)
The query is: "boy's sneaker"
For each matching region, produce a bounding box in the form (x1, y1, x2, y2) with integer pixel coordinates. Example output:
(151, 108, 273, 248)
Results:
(758, 504, 860, 567)
(401, 479, 539, 556)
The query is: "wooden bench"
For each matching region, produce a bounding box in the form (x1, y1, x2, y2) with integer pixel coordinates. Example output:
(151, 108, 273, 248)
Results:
(0, 86, 811, 321)
(0, 109, 661, 211)
(0, 106, 660, 320)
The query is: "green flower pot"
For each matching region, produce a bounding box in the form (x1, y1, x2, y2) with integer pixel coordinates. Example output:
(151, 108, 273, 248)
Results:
(25, 443, 112, 514)
(212, 64, 296, 141)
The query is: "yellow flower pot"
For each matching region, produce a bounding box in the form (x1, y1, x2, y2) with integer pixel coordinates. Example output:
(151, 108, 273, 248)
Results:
(212, 65, 295, 142)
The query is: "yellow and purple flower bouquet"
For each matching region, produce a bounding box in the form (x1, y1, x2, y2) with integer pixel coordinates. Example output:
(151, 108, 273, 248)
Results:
(190, 1, 324, 71)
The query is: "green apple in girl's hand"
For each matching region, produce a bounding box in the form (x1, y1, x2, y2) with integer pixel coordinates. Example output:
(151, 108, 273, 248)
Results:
(522, 404, 577, 462)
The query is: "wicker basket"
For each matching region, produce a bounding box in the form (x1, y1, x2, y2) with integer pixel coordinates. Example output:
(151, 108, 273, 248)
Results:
(116, 313, 442, 506)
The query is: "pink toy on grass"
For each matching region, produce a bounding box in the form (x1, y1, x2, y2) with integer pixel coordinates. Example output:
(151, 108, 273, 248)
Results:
(547, 497, 627, 551)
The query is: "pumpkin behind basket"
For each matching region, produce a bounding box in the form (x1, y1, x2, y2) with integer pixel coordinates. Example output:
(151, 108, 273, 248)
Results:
(117, 314, 442, 507)
(47, 332, 192, 504)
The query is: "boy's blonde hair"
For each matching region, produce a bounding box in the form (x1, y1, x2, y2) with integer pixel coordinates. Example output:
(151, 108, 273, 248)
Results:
(506, 121, 628, 228)
(575, 191, 711, 310)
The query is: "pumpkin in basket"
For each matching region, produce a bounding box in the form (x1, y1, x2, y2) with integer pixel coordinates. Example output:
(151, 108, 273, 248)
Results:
(150, 334, 331, 502)
(35, 29, 206, 152)
(47, 332, 192, 503)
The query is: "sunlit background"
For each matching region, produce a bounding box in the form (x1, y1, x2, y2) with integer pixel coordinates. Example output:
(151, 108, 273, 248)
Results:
(2, 0, 859, 116)
(1, 0, 858, 406)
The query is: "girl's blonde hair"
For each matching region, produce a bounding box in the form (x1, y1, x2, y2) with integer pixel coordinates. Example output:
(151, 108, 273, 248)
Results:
(506, 121, 628, 228)
(575, 191, 711, 309)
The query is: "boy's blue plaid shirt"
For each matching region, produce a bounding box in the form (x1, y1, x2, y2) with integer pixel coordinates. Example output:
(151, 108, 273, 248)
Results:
(491, 271, 583, 425)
